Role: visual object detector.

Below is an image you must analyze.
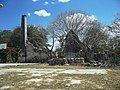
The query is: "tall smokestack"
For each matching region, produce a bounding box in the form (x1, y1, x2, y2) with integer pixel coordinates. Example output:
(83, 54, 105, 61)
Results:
(20, 15, 27, 62)
(21, 15, 27, 47)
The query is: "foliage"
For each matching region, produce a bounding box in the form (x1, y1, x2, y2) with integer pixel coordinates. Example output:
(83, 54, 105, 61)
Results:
(55, 48, 64, 58)
(107, 13, 120, 54)
(0, 50, 7, 62)
(0, 30, 12, 44)
(9, 27, 21, 48)
(0, 30, 12, 62)
(9, 25, 48, 49)
(27, 25, 48, 49)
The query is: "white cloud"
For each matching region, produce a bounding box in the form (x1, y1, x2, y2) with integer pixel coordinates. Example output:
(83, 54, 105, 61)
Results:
(32, 0, 38, 2)
(51, 2, 55, 4)
(44, 1, 49, 5)
(27, 13, 31, 16)
(34, 10, 51, 17)
(58, 0, 71, 3)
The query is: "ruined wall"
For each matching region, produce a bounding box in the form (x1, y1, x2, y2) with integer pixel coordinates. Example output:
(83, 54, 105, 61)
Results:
(64, 30, 82, 58)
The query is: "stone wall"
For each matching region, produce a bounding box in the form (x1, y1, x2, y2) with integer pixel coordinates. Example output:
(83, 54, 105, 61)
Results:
(18, 42, 49, 63)
(64, 30, 82, 58)
(48, 57, 84, 66)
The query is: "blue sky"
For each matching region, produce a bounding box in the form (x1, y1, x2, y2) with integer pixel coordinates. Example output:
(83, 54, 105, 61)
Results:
(0, 0, 120, 30)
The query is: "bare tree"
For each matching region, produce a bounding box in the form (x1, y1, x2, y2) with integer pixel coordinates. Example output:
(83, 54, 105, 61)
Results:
(108, 13, 120, 36)
(82, 21, 109, 48)
(48, 10, 96, 34)
(107, 13, 120, 52)
(48, 10, 105, 51)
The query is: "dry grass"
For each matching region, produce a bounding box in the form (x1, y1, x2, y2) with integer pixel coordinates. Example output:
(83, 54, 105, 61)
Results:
(0, 64, 120, 90)
(0, 64, 102, 69)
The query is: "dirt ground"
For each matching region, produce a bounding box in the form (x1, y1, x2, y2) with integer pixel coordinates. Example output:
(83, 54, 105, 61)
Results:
(0, 64, 120, 90)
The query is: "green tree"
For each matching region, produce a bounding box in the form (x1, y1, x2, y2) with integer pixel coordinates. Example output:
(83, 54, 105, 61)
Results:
(0, 30, 12, 44)
(9, 27, 21, 48)
(27, 25, 48, 49)
(9, 25, 48, 49)
(0, 30, 12, 62)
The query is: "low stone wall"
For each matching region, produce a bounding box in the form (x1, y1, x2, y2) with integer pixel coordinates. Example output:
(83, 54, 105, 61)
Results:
(48, 58, 108, 67)
(48, 57, 84, 66)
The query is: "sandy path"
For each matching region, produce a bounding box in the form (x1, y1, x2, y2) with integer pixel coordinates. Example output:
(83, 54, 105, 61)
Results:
(0, 63, 36, 68)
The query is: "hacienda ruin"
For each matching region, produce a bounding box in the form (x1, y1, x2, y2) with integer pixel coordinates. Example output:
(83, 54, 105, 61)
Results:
(0, 13, 120, 68)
